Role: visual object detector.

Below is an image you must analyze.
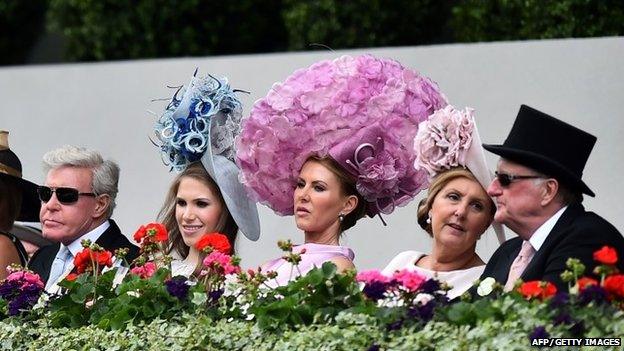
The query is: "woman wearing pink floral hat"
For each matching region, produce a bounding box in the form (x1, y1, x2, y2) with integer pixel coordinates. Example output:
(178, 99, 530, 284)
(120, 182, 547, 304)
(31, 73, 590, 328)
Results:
(237, 55, 448, 286)
(382, 106, 505, 299)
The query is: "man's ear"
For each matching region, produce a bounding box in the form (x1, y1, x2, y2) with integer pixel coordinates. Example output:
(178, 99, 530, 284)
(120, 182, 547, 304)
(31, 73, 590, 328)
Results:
(93, 194, 110, 218)
(540, 178, 559, 206)
(342, 195, 359, 215)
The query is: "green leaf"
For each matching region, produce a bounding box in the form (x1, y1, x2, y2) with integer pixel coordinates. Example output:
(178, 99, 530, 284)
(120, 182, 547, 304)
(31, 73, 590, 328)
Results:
(191, 292, 208, 306)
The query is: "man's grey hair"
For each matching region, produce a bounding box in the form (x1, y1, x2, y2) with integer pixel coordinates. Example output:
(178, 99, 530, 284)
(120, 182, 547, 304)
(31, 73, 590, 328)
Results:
(43, 145, 120, 218)
(531, 170, 582, 205)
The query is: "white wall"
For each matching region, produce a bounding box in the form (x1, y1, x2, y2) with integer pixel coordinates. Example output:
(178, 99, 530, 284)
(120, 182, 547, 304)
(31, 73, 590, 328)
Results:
(2, 37, 622, 270)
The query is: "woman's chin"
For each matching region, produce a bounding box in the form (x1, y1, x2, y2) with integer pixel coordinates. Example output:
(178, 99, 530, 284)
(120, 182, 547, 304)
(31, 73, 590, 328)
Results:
(181, 231, 202, 248)
(182, 238, 197, 247)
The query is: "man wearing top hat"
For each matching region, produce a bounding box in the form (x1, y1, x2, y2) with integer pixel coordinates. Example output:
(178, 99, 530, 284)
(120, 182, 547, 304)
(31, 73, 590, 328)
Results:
(480, 105, 624, 291)
(28, 145, 139, 292)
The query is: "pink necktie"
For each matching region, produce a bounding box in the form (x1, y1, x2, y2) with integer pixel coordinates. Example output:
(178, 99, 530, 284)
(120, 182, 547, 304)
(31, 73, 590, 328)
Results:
(504, 240, 535, 291)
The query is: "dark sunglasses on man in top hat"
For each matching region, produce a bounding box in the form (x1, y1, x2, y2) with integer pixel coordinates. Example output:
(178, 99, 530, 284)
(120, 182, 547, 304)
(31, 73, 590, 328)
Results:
(494, 171, 546, 187)
(37, 186, 96, 205)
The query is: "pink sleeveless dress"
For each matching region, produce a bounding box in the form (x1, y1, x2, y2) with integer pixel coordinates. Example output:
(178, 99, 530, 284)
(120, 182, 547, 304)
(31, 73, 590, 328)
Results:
(261, 243, 355, 287)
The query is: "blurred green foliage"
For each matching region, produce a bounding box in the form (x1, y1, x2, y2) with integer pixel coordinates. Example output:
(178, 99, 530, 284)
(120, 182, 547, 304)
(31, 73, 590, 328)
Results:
(0, 0, 47, 65)
(451, 0, 624, 41)
(282, 0, 452, 50)
(1, 0, 622, 64)
(46, 0, 288, 61)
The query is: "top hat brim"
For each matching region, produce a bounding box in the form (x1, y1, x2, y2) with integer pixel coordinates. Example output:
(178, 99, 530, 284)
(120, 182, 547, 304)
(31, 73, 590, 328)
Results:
(483, 144, 595, 197)
(0, 173, 41, 222)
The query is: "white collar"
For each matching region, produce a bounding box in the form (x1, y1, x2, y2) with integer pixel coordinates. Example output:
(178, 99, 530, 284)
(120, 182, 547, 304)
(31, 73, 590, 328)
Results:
(63, 220, 110, 256)
(529, 206, 567, 251)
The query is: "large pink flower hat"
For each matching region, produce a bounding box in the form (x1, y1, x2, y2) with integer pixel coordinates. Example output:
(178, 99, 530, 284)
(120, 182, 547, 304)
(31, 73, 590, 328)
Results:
(236, 54, 448, 218)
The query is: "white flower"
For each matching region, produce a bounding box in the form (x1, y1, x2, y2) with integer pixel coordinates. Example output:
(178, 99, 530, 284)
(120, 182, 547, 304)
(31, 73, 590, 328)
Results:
(477, 277, 496, 296)
(33, 293, 50, 310)
(222, 273, 242, 297)
(414, 293, 434, 305)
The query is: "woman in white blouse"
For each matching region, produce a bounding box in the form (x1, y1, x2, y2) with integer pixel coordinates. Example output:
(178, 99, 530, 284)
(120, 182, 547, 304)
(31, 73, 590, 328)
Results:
(383, 168, 496, 299)
(383, 106, 504, 299)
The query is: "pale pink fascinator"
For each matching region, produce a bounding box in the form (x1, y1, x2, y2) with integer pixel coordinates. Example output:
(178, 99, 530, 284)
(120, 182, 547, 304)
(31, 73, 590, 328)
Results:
(413, 105, 505, 243)
(236, 54, 448, 218)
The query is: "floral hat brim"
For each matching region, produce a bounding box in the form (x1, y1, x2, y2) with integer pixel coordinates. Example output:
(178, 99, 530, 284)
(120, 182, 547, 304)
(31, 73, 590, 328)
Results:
(154, 72, 260, 241)
(236, 55, 448, 216)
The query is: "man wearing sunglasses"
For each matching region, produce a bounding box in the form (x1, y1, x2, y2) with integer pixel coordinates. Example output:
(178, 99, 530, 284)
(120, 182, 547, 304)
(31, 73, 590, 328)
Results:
(479, 105, 624, 291)
(28, 145, 139, 292)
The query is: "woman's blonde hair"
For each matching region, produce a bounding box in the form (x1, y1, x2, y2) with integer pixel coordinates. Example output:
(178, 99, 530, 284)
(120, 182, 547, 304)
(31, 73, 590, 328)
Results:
(157, 162, 238, 261)
(416, 167, 495, 236)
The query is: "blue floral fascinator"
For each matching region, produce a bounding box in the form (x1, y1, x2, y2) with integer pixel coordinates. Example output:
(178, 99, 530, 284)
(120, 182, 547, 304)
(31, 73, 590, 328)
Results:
(153, 70, 260, 241)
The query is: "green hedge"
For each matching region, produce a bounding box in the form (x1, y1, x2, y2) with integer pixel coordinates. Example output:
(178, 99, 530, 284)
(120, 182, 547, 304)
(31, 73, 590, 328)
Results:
(451, 0, 624, 42)
(3, 0, 624, 64)
(46, 0, 288, 61)
(282, 0, 451, 51)
(2, 309, 622, 351)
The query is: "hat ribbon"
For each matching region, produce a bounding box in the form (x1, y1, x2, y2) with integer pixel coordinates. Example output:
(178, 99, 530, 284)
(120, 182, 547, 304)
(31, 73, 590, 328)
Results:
(0, 163, 21, 178)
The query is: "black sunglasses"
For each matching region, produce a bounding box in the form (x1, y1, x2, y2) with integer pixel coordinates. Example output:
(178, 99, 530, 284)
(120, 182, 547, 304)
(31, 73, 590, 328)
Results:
(37, 186, 96, 204)
(494, 171, 545, 187)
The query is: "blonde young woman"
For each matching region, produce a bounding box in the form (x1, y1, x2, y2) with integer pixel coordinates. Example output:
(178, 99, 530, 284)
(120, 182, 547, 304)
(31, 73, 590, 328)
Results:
(152, 72, 260, 277)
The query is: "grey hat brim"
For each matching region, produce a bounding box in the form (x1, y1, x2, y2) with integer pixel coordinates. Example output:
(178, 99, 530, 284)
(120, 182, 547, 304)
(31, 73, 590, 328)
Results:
(200, 119, 261, 241)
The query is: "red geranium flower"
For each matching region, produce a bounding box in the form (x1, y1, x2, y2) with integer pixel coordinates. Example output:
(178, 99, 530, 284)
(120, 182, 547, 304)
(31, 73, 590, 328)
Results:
(593, 246, 618, 265)
(195, 232, 231, 254)
(603, 274, 624, 298)
(518, 281, 557, 300)
(93, 250, 113, 267)
(133, 223, 168, 244)
(576, 276, 598, 292)
(145, 222, 168, 242)
(133, 225, 147, 243)
(74, 248, 93, 273)
(65, 273, 79, 282)
(73, 247, 114, 274)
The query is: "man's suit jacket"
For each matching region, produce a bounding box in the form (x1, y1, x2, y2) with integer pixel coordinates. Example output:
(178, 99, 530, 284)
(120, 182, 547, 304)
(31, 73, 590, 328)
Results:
(28, 220, 140, 283)
(481, 203, 624, 290)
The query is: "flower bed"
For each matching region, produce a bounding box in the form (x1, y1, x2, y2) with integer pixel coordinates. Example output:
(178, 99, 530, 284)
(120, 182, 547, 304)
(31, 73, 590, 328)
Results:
(1, 225, 622, 350)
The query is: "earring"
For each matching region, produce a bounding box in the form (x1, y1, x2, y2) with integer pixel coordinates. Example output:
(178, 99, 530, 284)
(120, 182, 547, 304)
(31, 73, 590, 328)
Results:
(338, 213, 345, 222)
(426, 215, 431, 224)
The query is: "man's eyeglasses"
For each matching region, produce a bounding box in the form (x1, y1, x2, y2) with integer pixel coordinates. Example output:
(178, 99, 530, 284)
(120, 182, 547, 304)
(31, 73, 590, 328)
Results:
(494, 172, 545, 187)
(37, 186, 96, 204)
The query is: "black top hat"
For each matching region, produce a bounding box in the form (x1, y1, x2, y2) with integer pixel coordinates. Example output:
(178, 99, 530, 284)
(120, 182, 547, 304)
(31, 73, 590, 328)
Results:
(0, 131, 41, 221)
(483, 105, 596, 197)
